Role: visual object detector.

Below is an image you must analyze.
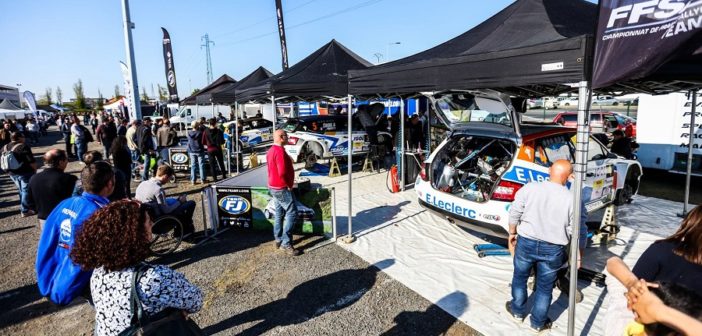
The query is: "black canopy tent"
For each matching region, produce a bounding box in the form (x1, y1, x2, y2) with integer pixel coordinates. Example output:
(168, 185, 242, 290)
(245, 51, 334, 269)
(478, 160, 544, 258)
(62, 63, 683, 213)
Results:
(348, 0, 597, 98)
(198, 67, 274, 105)
(180, 74, 236, 105)
(235, 39, 371, 103)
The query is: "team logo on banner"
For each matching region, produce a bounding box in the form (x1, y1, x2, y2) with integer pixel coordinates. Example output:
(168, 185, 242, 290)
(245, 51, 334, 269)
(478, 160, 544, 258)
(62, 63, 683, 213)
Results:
(219, 195, 251, 215)
(171, 153, 188, 164)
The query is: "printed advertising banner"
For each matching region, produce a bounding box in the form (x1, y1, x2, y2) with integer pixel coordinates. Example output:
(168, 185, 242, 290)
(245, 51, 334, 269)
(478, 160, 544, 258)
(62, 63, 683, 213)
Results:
(161, 27, 179, 103)
(593, 0, 702, 88)
(167, 147, 190, 171)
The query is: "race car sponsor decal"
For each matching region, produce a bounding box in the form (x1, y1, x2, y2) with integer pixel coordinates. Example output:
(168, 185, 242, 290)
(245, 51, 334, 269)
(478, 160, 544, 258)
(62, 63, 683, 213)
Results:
(424, 192, 477, 219)
(219, 195, 251, 215)
(501, 165, 550, 184)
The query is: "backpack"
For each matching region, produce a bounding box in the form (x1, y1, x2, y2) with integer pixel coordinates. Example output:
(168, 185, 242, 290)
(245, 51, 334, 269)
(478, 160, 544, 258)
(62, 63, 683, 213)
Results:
(1, 144, 22, 171)
(80, 125, 94, 142)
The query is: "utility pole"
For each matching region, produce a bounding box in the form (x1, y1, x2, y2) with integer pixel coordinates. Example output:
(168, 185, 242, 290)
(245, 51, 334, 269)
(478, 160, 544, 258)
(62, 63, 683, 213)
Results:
(121, 0, 142, 120)
(201, 33, 215, 84)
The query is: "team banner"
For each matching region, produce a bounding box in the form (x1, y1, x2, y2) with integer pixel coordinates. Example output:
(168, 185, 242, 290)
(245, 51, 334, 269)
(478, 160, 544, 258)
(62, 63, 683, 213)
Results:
(275, 0, 289, 70)
(23, 91, 37, 114)
(593, 0, 702, 88)
(119, 61, 137, 121)
(161, 27, 179, 102)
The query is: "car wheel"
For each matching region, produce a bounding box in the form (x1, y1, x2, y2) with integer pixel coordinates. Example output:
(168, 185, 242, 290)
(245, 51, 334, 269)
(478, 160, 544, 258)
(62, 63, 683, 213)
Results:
(264, 209, 272, 219)
(564, 103, 570, 107)
(613, 102, 619, 106)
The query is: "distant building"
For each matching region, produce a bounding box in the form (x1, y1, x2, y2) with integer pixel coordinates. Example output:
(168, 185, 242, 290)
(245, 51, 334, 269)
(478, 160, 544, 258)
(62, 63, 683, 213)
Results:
(0, 84, 21, 106)
(69, 97, 108, 109)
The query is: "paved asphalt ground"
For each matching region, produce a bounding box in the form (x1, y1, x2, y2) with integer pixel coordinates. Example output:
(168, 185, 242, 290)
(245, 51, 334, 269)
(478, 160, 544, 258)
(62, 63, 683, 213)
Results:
(0, 126, 477, 336)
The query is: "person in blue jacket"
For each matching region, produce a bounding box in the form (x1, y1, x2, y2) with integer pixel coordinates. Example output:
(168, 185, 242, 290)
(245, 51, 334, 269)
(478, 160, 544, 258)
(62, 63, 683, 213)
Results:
(35, 161, 115, 305)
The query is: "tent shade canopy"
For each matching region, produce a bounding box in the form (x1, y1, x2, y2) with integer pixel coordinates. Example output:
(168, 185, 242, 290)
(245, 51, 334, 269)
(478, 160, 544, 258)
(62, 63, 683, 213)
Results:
(235, 39, 371, 103)
(348, 0, 597, 98)
(0, 99, 22, 110)
(181, 74, 237, 105)
(197, 67, 274, 105)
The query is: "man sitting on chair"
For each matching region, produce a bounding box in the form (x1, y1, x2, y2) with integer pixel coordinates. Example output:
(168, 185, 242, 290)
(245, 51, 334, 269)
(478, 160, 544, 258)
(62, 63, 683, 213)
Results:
(135, 165, 196, 239)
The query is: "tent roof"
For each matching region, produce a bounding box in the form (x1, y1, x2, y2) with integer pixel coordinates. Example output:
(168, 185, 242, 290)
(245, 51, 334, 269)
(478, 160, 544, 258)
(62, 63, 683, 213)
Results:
(236, 40, 372, 102)
(0, 99, 22, 110)
(181, 74, 237, 105)
(197, 67, 274, 105)
(348, 0, 597, 98)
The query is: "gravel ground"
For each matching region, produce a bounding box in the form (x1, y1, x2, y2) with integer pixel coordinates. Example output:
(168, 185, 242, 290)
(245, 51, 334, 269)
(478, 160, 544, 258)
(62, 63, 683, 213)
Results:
(0, 126, 477, 335)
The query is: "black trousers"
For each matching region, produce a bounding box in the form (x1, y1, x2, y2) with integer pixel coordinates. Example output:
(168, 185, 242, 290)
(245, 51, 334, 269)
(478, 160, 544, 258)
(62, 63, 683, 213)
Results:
(63, 135, 73, 157)
(208, 150, 226, 181)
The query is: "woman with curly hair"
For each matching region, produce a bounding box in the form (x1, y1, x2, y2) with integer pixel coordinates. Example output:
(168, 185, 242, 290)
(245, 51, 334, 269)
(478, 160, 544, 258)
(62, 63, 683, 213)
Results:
(71, 200, 202, 336)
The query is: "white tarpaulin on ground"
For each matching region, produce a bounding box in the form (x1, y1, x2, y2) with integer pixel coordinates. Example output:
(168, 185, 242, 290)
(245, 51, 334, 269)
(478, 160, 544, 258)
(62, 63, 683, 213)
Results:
(303, 170, 687, 335)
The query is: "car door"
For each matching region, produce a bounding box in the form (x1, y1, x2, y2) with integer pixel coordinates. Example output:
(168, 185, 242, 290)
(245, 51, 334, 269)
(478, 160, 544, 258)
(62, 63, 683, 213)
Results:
(582, 136, 616, 211)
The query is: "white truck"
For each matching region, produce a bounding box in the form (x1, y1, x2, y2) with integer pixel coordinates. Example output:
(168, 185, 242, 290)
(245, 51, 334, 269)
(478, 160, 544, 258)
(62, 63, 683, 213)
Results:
(169, 104, 232, 135)
(636, 92, 701, 176)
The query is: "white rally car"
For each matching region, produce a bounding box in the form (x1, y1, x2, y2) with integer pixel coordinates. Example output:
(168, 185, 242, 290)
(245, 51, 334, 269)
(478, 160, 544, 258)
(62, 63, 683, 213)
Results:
(416, 91, 642, 238)
(223, 117, 274, 152)
(281, 115, 392, 167)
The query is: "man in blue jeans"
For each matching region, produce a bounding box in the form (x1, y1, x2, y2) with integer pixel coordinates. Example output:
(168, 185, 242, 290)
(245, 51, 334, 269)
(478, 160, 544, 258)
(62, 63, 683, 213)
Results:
(266, 129, 301, 256)
(3, 132, 37, 217)
(505, 160, 587, 333)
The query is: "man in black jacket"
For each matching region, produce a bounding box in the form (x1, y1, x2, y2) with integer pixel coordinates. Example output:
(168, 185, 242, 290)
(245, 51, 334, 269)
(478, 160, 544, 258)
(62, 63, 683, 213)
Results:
(59, 117, 74, 159)
(610, 130, 633, 159)
(136, 117, 156, 181)
(28, 149, 77, 228)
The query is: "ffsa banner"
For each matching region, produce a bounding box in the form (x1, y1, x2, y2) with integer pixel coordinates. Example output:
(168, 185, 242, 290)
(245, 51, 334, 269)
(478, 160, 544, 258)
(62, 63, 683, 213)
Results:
(161, 28, 179, 103)
(120, 61, 137, 122)
(593, 0, 702, 89)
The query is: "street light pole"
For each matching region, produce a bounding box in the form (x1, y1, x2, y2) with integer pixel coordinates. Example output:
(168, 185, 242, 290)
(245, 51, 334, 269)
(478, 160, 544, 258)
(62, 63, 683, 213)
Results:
(121, 0, 142, 120)
(16, 83, 22, 105)
(386, 42, 401, 63)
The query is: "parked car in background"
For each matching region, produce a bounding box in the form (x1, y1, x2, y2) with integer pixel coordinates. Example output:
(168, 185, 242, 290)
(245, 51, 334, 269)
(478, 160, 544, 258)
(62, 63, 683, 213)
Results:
(416, 91, 642, 238)
(592, 95, 619, 106)
(527, 97, 559, 109)
(553, 111, 636, 137)
(557, 96, 579, 107)
(223, 117, 274, 151)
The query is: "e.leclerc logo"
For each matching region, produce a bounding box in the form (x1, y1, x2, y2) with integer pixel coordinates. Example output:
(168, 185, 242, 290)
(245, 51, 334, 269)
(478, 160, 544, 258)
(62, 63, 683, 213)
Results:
(219, 195, 251, 215)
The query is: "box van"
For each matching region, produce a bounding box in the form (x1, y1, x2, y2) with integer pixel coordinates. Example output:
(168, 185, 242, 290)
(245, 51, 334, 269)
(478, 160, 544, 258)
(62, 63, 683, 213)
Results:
(636, 92, 701, 176)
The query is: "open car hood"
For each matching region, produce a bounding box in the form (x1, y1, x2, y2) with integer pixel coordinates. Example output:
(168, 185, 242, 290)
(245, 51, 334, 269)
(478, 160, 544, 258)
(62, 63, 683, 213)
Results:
(427, 90, 521, 143)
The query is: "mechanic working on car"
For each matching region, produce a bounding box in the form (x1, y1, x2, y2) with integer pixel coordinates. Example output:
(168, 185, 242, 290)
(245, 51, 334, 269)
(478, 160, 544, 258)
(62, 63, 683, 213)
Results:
(610, 129, 634, 159)
(266, 129, 302, 256)
(505, 159, 588, 333)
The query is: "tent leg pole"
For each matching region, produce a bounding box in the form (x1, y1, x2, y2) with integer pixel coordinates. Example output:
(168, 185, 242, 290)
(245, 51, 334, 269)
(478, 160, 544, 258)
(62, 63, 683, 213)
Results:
(400, 98, 405, 191)
(567, 80, 592, 336)
(344, 94, 356, 244)
(680, 89, 697, 217)
(271, 95, 277, 128)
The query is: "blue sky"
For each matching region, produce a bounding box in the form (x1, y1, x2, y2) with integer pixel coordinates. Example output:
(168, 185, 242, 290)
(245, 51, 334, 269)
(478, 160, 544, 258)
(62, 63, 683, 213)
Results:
(1, 0, 593, 100)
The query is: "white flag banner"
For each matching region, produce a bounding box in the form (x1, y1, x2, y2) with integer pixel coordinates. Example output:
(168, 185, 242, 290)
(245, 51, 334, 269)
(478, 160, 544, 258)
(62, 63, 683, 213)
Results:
(120, 61, 137, 121)
(23, 91, 38, 118)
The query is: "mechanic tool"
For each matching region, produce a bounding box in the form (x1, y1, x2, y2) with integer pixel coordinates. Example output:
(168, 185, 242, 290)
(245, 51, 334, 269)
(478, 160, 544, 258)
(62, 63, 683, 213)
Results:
(473, 243, 510, 258)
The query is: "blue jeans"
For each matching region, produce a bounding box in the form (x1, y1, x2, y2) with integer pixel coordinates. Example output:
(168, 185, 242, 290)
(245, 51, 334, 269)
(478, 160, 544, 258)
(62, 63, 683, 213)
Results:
(189, 152, 206, 182)
(10, 174, 31, 214)
(141, 153, 153, 181)
(129, 149, 139, 170)
(511, 236, 566, 329)
(269, 188, 297, 248)
(76, 141, 87, 163)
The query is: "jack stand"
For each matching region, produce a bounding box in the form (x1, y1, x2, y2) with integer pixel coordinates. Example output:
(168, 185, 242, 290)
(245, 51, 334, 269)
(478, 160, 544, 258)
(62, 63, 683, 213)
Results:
(342, 234, 356, 244)
(362, 154, 375, 172)
(329, 157, 341, 177)
(596, 204, 620, 244)
(249, 153, 259, 168)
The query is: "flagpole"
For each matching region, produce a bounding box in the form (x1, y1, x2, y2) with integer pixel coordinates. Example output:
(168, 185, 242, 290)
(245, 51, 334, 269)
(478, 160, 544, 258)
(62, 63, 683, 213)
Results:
(121, 0, 142, 120)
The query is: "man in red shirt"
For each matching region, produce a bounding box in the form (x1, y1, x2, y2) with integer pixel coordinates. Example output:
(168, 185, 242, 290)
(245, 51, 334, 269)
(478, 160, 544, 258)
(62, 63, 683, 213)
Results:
(266, 129, 301, 256)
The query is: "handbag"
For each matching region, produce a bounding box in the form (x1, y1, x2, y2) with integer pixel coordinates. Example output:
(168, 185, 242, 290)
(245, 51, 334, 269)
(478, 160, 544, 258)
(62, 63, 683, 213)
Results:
(118, 264, 203, 336)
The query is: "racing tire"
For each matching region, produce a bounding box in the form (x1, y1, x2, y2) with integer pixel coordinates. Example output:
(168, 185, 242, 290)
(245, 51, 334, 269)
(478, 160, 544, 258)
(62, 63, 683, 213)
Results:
(264, 209, 272, 219)
(614, 169, 640, 206)
(303, 143, 323, 169)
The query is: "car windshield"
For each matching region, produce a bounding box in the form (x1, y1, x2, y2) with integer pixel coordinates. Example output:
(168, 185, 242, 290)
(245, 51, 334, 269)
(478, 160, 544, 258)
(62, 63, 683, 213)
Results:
(435, 94, 512, 127)
(282, 119, 300, 132)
